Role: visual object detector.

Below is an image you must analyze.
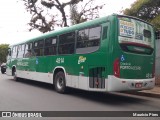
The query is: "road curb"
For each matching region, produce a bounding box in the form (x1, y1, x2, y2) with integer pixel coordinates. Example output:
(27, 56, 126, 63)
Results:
(126, 91, 160, 98)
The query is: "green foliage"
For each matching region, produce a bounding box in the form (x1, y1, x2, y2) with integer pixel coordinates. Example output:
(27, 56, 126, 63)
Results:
(22, 0, 104, 33)
(0, 44, 9, 63)
(123, 0, 160, 30)
(150, 15, 160, 29)
(70, 0, 104, 25)
(70, 4, 87, 25)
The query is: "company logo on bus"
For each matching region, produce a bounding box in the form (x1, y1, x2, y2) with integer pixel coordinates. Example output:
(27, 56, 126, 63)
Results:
(78, 56, 86, 64)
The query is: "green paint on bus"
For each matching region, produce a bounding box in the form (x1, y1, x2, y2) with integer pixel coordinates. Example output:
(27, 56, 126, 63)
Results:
(6, 14, 155, 92)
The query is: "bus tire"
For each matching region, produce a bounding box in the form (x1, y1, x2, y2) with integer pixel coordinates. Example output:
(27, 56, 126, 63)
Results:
(13, 69, 19, 81)
(54, 71, 66, 94)
(1, 71, 5, 74)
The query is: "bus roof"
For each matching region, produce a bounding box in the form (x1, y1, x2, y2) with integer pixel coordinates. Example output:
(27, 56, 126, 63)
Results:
(117, 14, 153, 26)
(10, 14, 152, 47)
(10, 16, 109, 47)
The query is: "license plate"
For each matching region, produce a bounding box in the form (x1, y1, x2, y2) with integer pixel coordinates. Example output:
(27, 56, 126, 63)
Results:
(135, 83, 142, 88)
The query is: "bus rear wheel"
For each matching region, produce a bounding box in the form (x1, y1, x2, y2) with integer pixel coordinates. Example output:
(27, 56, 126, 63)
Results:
(54, 71, 66, 94)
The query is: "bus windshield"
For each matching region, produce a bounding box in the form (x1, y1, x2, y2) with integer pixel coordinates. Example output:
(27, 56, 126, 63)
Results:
(118, 16, 154, 55)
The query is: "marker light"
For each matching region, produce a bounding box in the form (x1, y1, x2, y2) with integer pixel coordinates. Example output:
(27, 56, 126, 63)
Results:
(152, 62, 155, 78)
(114, 58, 120, 78)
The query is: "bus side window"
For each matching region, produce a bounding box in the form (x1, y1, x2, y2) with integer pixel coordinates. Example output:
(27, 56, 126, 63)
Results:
(102, 26, 108, 40)
(33, 40, 44, 56)
(12, 46, 18, 58)
(44, 37, 57, 56)
(76, 26, 101, 54)
(24, 43, 33, 58)
(17, 44, 25, 58)
(58, 32, 75, 55)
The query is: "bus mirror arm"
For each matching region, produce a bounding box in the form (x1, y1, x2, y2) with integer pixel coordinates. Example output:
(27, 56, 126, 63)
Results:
(8, 49, 11, 56)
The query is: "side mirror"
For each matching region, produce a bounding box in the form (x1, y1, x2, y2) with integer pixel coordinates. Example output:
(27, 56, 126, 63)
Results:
(8, 48, 11, 56)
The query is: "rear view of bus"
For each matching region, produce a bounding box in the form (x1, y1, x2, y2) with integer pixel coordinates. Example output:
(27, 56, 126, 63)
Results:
(108, 15, 155, 91)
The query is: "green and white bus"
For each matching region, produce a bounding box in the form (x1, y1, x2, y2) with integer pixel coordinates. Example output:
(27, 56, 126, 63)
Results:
(6, 14, 155, 93)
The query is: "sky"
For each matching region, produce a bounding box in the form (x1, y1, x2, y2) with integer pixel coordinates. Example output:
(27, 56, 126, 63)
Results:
(0, 0, 136, 45)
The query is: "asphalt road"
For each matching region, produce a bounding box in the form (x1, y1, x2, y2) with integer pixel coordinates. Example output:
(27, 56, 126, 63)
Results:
(0, 73, 159, 120)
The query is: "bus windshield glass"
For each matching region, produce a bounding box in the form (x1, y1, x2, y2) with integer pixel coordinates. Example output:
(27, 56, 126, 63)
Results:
(118, 16, 154, 55)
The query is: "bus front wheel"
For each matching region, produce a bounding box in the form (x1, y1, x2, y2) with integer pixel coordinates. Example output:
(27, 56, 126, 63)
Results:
(54, 71, 66, 94)
(1, 71, 5, 74)
(13, 69, 19, 81)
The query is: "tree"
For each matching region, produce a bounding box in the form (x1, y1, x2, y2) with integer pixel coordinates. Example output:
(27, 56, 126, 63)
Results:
(21, 0, 104, 33)
(123, 0, 160, 30)
(70, 3, 86, 25)
(70, 0, 104, 25)
(0, 44, 9, 64)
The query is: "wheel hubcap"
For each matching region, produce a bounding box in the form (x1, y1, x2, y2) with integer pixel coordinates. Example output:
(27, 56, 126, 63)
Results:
(57, 77, 64, 89)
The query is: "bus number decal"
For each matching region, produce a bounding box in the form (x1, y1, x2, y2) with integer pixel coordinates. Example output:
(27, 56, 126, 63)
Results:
(146, 73, 152, 78)
(56, 58, 64, 64)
